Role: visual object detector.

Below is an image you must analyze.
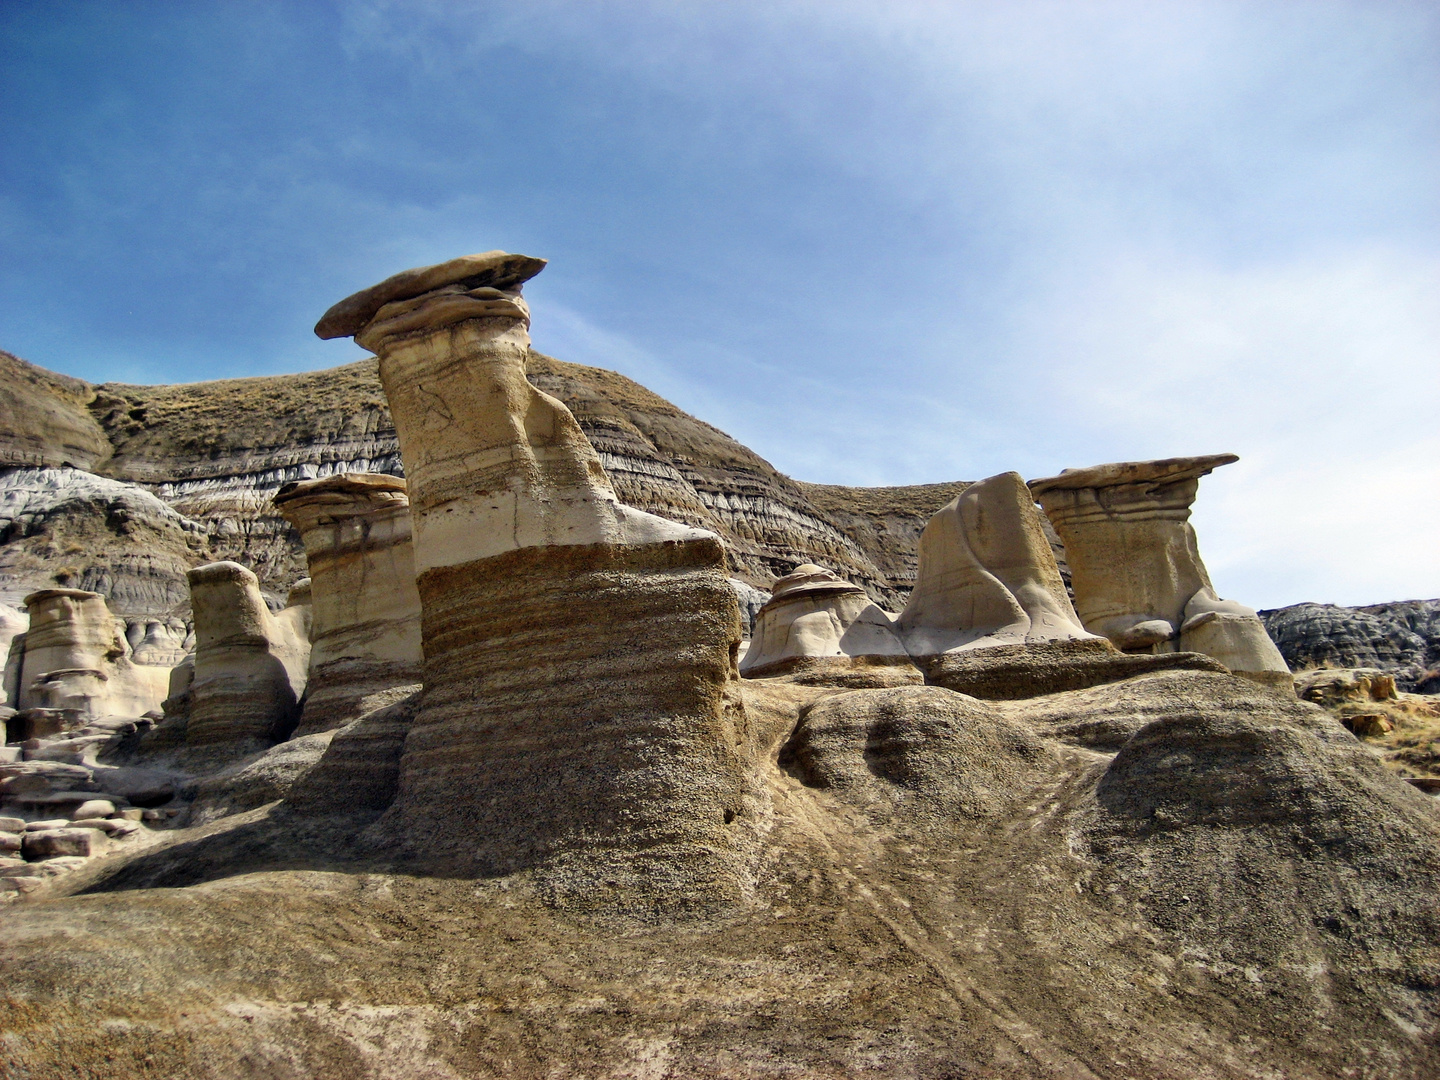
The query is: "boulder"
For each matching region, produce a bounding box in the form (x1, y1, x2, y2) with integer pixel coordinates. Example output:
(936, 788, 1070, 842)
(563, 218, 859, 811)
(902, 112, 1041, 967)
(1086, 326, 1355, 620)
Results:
(22, 827, 103, 859)
(183, 561, 310, 760)
(272, 473, 423, 735)
(70, 799, 115, 820)
(740, 563, 917, 682)
(320, 252, 764, 910)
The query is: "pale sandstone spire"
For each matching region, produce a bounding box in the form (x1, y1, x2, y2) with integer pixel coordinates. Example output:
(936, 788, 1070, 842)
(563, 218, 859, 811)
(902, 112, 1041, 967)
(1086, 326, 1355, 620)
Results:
(315, 251, 707, 575)
(273, 473, 423, 736)
(1029, 454, 1291, 689)
(313, 252, 762, 911)
(896, 472, 1096, 657)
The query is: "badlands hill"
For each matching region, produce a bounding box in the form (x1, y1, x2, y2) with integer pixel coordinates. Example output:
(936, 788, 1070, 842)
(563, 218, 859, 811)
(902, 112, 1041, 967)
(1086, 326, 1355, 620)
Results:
(1, 250, 1438, 1080)
(0, 347, 967, 619)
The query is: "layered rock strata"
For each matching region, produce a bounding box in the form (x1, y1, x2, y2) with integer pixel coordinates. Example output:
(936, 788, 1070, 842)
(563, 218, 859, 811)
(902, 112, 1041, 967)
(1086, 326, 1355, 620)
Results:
(272, 473, 422, 735)
(1030, 455, 1291, 689)
(183, 562, 310, 759)
(1261, 599, 1440, 692)
(317, 252, 762, 908)
(7, 589, 170, 727)
(740, 563, 917, 684)
(1, 347, 966, 618)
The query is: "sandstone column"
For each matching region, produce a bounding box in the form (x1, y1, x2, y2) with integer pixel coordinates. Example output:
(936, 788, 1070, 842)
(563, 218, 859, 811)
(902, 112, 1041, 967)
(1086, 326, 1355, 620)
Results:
(1029, 455, 1291, 689)
(314, 252, 761, 909)
(892, 471, 1224, 698)
(740, 563, 917, 685)
(273, 473, 423, 736)
(184, 562, 310, 758)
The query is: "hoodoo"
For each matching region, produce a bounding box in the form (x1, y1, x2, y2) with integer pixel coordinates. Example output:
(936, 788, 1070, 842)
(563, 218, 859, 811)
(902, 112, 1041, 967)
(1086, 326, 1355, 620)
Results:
(272, 473, 423, 736)
(182, 562, 310, 759)
(315, 252, 762, 909)
(740, 562, 917, 684)
(1030, 455, 1291, 689)
(8, 589, 170, 731)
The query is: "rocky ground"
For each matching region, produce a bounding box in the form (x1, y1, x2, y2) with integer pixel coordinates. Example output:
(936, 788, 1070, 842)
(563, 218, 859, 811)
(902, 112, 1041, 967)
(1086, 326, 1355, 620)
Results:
(2, 673, 1438, 1079)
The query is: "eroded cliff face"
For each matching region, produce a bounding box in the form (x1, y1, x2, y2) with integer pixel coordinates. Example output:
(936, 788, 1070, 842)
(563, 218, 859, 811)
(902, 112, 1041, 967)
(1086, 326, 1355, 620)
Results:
(1262, 599, 1440, 691)
(0, 349, 961, 619)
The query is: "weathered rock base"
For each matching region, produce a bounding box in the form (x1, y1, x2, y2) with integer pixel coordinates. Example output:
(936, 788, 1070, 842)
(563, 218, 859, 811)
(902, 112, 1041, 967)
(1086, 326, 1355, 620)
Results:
(369, 537, 764, 912)
(742, 653, 924, 688)
(916, 637, 1229, 700)
(291, 658, 422, 739)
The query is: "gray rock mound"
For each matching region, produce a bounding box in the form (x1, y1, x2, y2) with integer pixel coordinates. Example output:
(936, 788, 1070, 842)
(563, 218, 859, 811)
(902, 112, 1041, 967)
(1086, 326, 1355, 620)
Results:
(1261, 598, 1440, 691)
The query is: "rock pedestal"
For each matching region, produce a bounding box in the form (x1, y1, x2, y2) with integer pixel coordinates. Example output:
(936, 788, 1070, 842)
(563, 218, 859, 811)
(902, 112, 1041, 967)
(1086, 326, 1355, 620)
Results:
(1029, 456, 1291, 689)
(273, 473, 423, 736)
(184, 562, 310, 758)
(315, 252, 762, 909)
(740, 563, 917, 685)
(893, 472, 1220, 698)
(896, 472, 1096, 657)
(10, 590, 169, 722)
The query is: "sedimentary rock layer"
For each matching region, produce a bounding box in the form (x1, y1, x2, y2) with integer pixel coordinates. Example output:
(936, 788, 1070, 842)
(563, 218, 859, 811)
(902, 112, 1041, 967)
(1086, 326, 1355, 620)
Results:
(376, 539, 760, 909)
(1262, 598, 1440, 691)
(1, 347, 963, 616)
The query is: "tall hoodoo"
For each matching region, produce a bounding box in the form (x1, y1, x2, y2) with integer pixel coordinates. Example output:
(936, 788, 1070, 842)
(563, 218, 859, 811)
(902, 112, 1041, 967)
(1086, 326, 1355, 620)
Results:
(1029, 455, 1291, 689)
(184, 562, 310, 757)
(315, 252, 761, 909)
(273, 473, 423, 736)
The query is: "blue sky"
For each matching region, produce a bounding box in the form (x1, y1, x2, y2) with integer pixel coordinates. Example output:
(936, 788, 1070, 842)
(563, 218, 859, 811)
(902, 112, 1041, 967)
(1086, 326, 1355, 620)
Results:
(2, 1, 1436, 608)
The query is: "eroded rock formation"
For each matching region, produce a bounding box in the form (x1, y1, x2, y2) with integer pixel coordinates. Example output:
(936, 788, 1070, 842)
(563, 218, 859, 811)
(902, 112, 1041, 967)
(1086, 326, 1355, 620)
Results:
(7, 589, 170, 731)
(740, 563, 916, 684)
(1262, 598, 1440, 691)
(182, 562, 309, 759)
(1030, 455, 1291, 689)
(0, 347, 971, 624)
(317, 252, 763, 909)
(273, 473, 422, 735)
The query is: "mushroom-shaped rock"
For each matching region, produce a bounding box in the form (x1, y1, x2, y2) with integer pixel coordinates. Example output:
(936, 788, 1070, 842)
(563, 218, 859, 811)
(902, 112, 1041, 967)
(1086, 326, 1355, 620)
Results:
(740, 564, 917, 685)
(184, 562, 310, 759)
(313, 253, 763, 911)
(1029, 455, 1291, 690)
(273, 473, 423, 736)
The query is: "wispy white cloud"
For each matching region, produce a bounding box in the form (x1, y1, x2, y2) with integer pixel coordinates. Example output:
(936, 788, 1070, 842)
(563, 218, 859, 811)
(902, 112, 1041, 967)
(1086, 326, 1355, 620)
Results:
(2, 0, 1435, 606)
